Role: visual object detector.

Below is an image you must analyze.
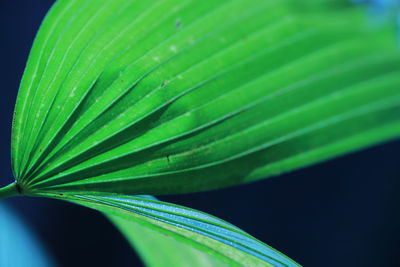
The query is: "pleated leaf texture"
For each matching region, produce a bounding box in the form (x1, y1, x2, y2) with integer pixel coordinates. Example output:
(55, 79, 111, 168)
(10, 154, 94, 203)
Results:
(42, 193, 296, 267)
(12, 0, 400, 196)
(8, 0, 400, 266)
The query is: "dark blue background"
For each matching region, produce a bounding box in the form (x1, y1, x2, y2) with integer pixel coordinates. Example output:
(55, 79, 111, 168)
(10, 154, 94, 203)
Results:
(1, 1, 399, 266)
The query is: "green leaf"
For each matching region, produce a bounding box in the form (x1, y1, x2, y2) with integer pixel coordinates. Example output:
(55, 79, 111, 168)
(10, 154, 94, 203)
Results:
(12, 0, 400, 196)
(41, 193, 299, 266)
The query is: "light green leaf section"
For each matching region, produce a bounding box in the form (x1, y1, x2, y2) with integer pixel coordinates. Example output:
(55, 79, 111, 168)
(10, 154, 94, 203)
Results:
(110, 215, 225, 267)
(12, 0, 400, 195)
(41, 193, 298, 266)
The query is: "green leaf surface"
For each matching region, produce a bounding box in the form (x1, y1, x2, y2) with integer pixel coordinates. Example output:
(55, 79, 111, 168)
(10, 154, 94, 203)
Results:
(12, 0, 400, 196)
(42, 193, 298, 267)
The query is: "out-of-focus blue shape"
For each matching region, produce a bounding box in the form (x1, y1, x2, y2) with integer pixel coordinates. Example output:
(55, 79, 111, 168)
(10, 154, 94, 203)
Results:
(351, 0, 400, 42)
(351, 0, 399, 17)
(351, 0, 398, 10)
(0, 203, 56, 267)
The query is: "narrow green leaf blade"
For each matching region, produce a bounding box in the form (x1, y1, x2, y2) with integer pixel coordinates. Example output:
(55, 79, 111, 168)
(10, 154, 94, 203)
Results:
(45, 194, 299, 267)
(110, 214, 228, 267)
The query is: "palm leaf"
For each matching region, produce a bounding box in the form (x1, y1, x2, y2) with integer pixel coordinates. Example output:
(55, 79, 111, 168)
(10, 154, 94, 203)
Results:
(7, 0, 400, 265)
(12, 0, 400, 196)
(40, 193, 298, 266)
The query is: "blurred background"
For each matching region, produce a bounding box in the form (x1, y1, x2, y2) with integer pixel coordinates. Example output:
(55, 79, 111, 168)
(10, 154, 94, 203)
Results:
(0, 1, 399, 266)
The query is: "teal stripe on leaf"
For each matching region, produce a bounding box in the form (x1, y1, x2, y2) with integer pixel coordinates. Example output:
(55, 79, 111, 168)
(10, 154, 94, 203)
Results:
(41, 193, 300, 267)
